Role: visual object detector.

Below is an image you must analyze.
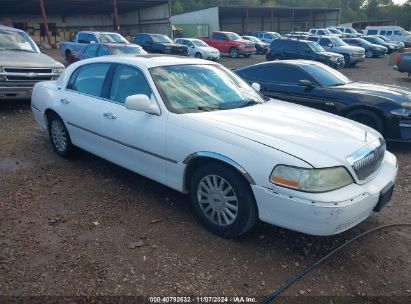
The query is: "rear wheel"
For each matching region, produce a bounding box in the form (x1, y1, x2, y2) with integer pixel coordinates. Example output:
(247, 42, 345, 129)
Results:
(190, 163, 258, 238)
(195, 52, 203, 59)
(365, 49, 375, 58)
(343, 54, 351, 67)
(65, 49, 71, 62)
(229, 47, 239, 58)
(346, 109, 384, 134)
(48, 114, 73, 157)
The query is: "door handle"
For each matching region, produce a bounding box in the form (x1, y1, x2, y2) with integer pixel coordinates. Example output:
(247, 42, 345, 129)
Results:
(60, 98, 69, 104)
(103, 112, 117, 119)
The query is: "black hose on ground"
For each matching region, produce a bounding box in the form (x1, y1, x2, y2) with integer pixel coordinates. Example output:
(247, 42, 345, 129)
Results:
(261, 223, 411, 304)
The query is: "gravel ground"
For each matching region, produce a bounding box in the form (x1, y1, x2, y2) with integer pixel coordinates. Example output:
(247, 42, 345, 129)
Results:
(0, 51, 410, 303)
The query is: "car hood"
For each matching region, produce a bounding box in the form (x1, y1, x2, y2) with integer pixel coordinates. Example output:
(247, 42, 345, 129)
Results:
(336, 45, 364, 52)
(198, 46, 219, 52)
(157, 42, 187, 48)
(183, 100, 380, 168)
(334, 82, 411, 103)
(370, 43, 386, 50)
(0, 51, 63, 68)
(318, 51, 343, 58)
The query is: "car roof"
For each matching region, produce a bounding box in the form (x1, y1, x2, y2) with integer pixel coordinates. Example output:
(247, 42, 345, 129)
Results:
(0, 24, 24, 32)
(237, 59, 323, 70)
(79, 31, 120, 35)
(73, 54, 219, 69)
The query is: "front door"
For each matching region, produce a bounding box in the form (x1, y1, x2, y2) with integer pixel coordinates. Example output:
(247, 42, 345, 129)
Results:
(97, 64, 167, 184)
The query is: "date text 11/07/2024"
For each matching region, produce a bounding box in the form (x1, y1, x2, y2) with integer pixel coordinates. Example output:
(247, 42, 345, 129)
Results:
(149, 296, 257, 303)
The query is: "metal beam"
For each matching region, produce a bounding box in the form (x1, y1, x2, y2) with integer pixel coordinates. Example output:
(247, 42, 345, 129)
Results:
(39, 0, 51, 46)
(113, 0, 120, 33)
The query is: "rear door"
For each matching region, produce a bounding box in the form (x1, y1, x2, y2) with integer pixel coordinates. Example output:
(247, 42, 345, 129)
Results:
(212, 33, 227, 52)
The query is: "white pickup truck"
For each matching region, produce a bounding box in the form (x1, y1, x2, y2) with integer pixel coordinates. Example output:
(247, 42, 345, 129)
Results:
(59, 31, 130, 60)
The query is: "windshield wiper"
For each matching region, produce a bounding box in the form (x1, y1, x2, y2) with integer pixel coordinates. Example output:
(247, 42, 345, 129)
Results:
(196, 105, 226, 111)
(239, 100, 262, 108)
(3, 48, 35, 53)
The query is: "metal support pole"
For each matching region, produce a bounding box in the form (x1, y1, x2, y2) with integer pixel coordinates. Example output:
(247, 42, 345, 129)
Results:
(39, 0, 51, 46)
(324, 9, 327, 28)
(291, 9, 295, 32)
(245, 8, 249, 34)
(270, 8, 274, 31)
(113, 0, 120, 33)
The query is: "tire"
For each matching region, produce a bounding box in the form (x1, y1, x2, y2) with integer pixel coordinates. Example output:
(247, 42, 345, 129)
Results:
(48, 113, 73, 158)
(365, 49, 375, 58)
(343, 54, 351, 67)
(190, 163, 258, 238)
(346, 109, 384, 134)
(195, 52, 203, 59)
(229, 47, 239, 58)
(65, 49, 71, 61)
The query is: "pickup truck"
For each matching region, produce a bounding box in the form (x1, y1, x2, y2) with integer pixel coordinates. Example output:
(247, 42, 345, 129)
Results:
(394, 52, 411, 76)
(198, 31, 256, 58)
(59, 31, 130, 60)
(0, 25, 64, 100)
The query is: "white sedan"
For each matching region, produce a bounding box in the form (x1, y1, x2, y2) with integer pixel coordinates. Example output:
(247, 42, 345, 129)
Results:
(175, 38, 220, 60)
(31, 55, 398, 238)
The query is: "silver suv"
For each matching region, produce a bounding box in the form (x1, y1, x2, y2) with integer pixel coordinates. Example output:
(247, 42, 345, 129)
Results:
(307, 35, 365, 67)
(0, 25, 64, 100)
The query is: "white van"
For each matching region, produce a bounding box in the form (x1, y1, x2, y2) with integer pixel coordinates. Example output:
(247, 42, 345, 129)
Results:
(336, 27, 361, 38)
(364, 26, 411, 46)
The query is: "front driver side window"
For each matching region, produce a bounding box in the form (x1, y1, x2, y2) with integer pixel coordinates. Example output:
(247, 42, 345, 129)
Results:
(110, 65, 152, 104)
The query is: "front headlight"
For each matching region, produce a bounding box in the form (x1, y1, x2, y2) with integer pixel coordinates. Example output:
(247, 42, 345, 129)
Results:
(390, 107, 411, 117)
(330, 57, 338, 61)
(53, 67, 65, 74)
(270, 165, 354, 193)
(239, 44, 246, 48)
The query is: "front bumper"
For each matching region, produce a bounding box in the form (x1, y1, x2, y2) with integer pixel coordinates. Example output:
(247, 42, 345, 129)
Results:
(350, 54, 366, 63)
(252, 152, 398, 236)
(0, 85, 33, 100)
(238, 47, 256, 55)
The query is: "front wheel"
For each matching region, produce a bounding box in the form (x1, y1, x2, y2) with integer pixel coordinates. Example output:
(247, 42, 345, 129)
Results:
(343, 54, 351, 67)
(190, 163, 258, 238)
(365, 49, 375, 58)
(229, 47, 239, 58)
(48, 114, 73, 157)
(195, 52, 203, 59)
(346, 109, 384, 134)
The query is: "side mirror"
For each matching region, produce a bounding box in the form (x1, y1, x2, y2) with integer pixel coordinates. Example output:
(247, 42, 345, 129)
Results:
(90, 41, 96, 44)
(298, 79, 314, 88)
(251, 82, 261, 92)
(328, 43, 333, 47)
(125, 94, 160, 115)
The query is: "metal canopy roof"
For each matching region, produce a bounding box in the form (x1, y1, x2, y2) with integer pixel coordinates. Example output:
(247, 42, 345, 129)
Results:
(0, 0, 169, 16)
(218, 6, 340, 18)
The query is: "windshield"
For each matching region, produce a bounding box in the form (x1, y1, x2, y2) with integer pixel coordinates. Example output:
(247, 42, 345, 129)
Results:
(308, 42, 325, 52)
(371, 37, 386, 44)
(304, 64, 351, 86)
(226, 32, 242, 41)
(150, 64, 264, 114)
(357, 38, 371, 46)
(96, 33, 128, 43)
(110, 46, 147, 55)
(151, 34, 173, 43)
(245, 36, 261, 43)
(192, 39, 209, 47)
(378, 36, 390, 42)
(330, 37, 347, 46)
(0, 29, 38, 53)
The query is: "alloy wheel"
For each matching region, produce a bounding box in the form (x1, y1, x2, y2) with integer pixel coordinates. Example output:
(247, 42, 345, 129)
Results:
(50, 119, 67, 153)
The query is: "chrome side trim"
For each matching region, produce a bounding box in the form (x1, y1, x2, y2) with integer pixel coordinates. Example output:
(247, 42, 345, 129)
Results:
(67, 122, 177, 164)
(183, 151, 255, 185)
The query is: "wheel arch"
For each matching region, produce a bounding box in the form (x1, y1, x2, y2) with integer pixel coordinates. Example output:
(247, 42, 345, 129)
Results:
(182, 152, 255, 193)
(341, 104, 390, 134)
(44, 109, 61, 126)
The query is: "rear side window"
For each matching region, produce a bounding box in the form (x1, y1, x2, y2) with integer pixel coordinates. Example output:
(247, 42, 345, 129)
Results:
(68, 63, 111, 97)
(368, 30, 378, 35)
(394, 31, 401, 35)
(142, 35, 152, 44)
(110, 65, 152, 103)
(264, 65, 307, 84)
(134, 34, 142, 43)
(213, 33, 226, 40)
(380, 30, 386, 35)
(319, 38, 331, 46)
(77, 33, 89, 43)
(387, 31, 393, 35)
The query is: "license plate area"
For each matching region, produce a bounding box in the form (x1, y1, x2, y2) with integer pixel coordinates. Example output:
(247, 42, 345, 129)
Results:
(373, 183, 394, 212)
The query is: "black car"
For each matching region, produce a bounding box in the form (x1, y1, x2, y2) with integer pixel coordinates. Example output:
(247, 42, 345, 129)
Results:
(343, 38, 387, 58)
(362, 36, 399, 54)
(236, 60, 411, 141)
(266, 38, 345, 68)
(242, 36, 269, 54)
(133, 33, 188, 55)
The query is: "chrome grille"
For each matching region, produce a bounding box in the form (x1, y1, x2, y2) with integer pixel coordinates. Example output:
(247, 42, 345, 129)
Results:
(2, 67, 54, 82)
(4, 68, 52, 73)
(347, 138, 386, 180)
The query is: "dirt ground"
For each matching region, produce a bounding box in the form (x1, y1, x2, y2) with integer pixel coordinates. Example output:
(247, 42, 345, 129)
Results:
(0, 51, 410, 303)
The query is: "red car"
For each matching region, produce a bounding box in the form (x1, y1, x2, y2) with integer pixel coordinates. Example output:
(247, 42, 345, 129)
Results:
(68, 43, 147, 64)
(198, 31, 256, 58)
